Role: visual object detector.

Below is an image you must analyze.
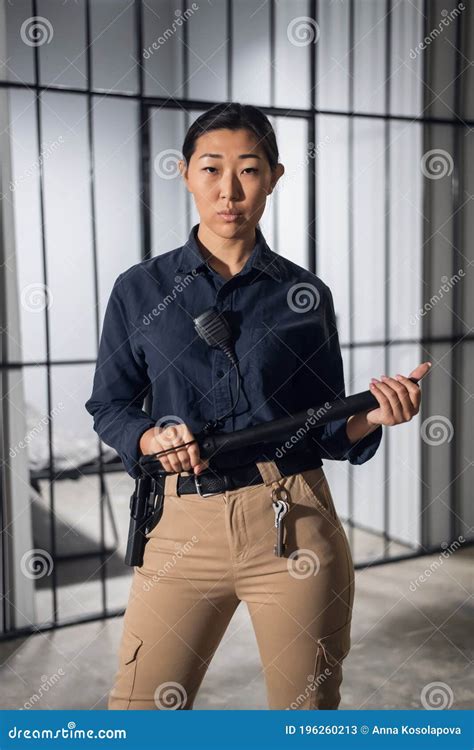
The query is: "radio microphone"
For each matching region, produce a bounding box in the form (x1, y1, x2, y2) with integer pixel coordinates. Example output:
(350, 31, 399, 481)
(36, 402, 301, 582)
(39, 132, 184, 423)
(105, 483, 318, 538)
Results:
(193, 307, 237, 365)
(193, 306, 241, 433)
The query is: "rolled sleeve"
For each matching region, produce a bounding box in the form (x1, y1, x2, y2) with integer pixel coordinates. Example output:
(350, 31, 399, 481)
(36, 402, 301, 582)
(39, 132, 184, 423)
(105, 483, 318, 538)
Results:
(85, 272, 155, 478)
(308, 285, 383, 466)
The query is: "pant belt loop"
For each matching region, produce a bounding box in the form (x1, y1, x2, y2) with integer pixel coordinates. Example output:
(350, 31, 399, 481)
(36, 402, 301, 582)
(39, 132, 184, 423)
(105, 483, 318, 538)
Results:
(164, 472, 179, 496)
(255, 459, 283, 486)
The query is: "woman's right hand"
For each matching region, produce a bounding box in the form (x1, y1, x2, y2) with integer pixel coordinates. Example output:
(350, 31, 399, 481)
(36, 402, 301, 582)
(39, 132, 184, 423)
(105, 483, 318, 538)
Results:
(139, 422, 210, 475)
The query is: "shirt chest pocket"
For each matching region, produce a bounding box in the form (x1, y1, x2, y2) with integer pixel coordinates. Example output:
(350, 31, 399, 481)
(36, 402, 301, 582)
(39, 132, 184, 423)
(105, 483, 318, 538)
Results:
(248, 323, 305, 396)
(247, 317, 328, 397)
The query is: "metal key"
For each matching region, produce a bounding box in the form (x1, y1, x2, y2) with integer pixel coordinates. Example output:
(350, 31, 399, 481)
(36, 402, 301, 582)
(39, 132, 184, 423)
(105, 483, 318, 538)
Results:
(272, 491, 290, 556)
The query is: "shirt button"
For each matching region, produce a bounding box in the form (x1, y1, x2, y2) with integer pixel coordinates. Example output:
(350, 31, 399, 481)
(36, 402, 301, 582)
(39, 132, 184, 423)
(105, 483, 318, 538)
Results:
(216, 369, 225, 378)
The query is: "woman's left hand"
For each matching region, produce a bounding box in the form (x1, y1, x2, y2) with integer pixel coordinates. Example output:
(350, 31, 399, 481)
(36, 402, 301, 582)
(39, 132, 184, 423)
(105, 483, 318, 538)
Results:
(366, 362, 431, 427)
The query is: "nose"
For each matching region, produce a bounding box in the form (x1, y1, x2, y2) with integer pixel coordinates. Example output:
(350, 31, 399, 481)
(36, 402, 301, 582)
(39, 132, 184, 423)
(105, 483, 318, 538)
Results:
(219, 171, 242, 201)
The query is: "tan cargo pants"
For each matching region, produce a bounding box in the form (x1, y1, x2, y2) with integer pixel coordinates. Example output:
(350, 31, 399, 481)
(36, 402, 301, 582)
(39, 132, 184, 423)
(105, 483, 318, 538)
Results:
(108, 460, 355, 710)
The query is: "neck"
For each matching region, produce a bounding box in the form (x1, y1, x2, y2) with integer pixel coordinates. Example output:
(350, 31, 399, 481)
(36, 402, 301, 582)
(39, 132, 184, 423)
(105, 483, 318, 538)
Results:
(196, 222, 257, 279)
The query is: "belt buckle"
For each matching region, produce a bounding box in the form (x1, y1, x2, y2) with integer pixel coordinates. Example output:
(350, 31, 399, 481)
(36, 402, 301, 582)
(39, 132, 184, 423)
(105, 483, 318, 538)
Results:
(194, 472, 220, 498)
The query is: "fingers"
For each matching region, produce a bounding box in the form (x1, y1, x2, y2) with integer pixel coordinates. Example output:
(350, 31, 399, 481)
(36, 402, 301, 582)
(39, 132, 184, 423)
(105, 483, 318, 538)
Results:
(393, 373, 421, 412)
(155, 423, 208, 474)
(370, 378, 403, 424)
(371, 375, 417, 424)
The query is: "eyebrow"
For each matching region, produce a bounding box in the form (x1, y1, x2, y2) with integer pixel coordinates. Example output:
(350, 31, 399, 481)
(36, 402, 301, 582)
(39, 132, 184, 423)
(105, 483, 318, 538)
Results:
(198, 153, 262, 160)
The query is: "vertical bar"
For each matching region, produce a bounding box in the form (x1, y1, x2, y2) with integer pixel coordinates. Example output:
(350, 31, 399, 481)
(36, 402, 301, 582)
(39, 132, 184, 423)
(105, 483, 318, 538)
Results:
(31, 0, 58, 625)
(136, 0, 153, 423)
(85, 0, 108, 615)
(309, 0, 317, 275)
(136, 0, 151, 263)
(383, 0, 392, 559)
(347, 0, 355, 554)
(451, 5, 463, 540)
(270, 0, 278, 253)
(182, 1, 191, 229)
(227, 0, 232, 101)
(420, 0, 430, 550)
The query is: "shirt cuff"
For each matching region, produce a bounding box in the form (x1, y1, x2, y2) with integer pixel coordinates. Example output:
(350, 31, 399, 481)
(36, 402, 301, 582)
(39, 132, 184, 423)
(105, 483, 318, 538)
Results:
(338, 417, 383, 465)
(121, 418, 156, 479)
(316, 417, 383, 465)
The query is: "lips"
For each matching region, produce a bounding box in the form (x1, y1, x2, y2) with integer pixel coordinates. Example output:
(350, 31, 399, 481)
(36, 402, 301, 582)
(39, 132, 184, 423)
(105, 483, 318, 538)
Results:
(218, 211, 244, 222)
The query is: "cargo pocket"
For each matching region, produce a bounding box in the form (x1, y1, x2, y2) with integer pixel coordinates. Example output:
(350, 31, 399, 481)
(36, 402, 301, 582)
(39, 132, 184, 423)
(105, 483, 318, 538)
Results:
(113, 629, 143, 704)
(308, 619, 352, 709)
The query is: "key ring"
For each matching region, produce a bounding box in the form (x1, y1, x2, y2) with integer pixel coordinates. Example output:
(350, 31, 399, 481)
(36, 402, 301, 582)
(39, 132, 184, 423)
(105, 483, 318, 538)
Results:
(271, 486, 290, 504)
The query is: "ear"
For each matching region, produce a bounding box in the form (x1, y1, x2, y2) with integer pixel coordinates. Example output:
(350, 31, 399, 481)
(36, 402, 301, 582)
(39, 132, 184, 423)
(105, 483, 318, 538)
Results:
(267, 163, 285, 195)
(178, 160, 190, 190)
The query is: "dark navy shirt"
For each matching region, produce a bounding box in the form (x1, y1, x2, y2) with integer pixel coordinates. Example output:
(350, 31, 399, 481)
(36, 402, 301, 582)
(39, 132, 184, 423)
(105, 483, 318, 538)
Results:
(85, 223, 382, 479)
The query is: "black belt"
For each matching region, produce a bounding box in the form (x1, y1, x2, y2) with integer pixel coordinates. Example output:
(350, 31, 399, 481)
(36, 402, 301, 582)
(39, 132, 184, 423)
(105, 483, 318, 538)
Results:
(176, 454, 323, 497)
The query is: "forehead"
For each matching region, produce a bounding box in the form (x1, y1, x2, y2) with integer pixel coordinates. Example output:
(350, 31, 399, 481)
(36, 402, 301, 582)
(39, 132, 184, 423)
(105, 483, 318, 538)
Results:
(194, 127, 264, 157)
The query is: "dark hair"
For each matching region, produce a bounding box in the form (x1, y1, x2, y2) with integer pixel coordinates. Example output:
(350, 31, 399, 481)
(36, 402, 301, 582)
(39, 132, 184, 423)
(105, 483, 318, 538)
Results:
(182, 102, 279, 171)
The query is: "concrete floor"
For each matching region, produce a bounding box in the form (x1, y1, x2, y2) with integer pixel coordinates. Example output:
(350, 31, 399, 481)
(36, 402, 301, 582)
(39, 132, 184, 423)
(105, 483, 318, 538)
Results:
(1, 545, 472, 710)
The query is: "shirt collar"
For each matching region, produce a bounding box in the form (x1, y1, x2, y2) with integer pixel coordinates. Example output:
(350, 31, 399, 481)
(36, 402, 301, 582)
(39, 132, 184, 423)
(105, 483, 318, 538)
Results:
(175, 223, 283, 282)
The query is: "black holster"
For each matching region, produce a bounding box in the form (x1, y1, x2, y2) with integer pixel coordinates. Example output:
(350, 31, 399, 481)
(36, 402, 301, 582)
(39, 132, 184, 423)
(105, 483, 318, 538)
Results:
(124, 472, 166, 567)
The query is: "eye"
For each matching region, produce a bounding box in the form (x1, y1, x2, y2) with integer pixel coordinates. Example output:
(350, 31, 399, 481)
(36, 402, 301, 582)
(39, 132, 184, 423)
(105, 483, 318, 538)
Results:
(243, 168, 258, 174)
(202, 166, 217, 173)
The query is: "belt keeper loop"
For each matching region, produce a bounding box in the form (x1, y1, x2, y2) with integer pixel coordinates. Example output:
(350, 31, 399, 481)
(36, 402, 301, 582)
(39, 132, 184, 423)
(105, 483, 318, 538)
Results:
(165, 472, 179, 496)
(255, 459, 284, 486)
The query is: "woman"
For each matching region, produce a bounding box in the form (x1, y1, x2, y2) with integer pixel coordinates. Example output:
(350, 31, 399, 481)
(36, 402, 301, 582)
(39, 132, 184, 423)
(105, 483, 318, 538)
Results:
(85, 102, 429, 710)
